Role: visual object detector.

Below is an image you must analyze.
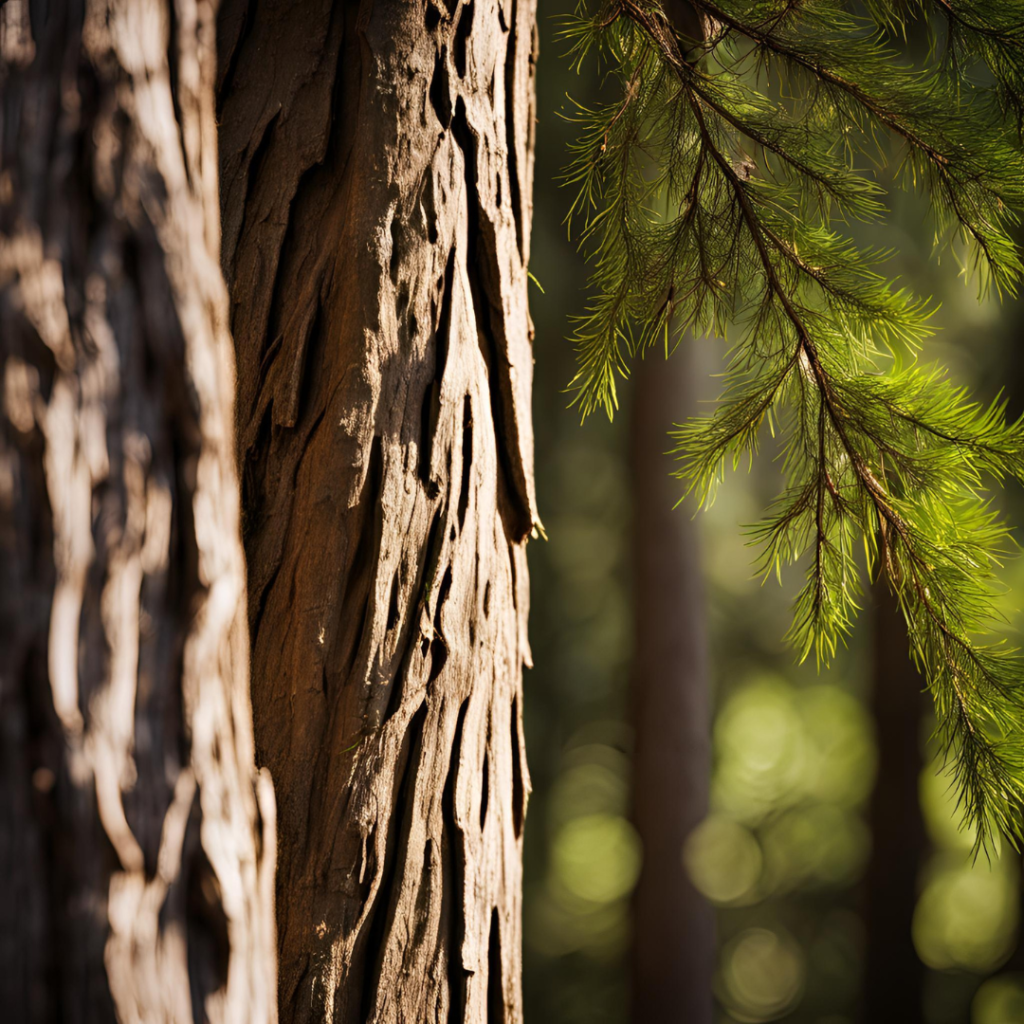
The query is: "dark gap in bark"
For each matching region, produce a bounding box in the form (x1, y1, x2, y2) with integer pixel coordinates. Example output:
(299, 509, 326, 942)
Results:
(240, 113, 280, 240)
(185, 802, 230, 1020)
(397, 281, 411, 324)
(457, 396, 473, 530)
(239, 145, 324, 401)
(382, 616, 421, 728)
(504, 0, 523, 258)
(417, 504, 447, 662)
(387, 571, 401, 633)
(426, 2, 442, 32)
(429, 46, 452, 128)
(422, 172, 439, 245)
(328, 0, 362, 178)
(450, 98, 532, 540)
(215, 0, 255, 114)
(443, 0, 459, 16)
(284, 292, 324, 431)
(444, 698, 471, 1024)
(428, 634, 449, 685)
(389, 213, 402, 284)
(507, 541, 517, 610)
(420, 245, 456, 492)
(165, 2, 190, 191)
(12, 634, 60, 1021)
(479, 734, 490, 830)
(167, 415, 203, 813)
(243, 405, 310, 641)
(412, 837, 436, 949)
(453, 0, 474, 78)
(346, 597, 372, 689)
(483, 580, 491, 618)
(428, 565, 454, 684)
(359, 701, 429, 1021)
(486, 908, 503, 1024)
(11, 322, 58, 406)
(435, 565, 454, 625)
(424, 505, 447, 589)
(435, 244, 456, 382)
(169, 427, 202, 660)
(338, 436, 385, 687)
(419, 381, 441, 494)
(359, 825, 377, 903)
(253, 333, 283, 409)
(510, 695, 524, 838)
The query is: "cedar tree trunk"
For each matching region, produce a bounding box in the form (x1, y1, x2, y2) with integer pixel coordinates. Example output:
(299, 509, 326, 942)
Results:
(0, 1, 277, 1021)
(215, 1, 539, 1021)
(629, 346, 715, 1024)
(862, 579, 928, 1024)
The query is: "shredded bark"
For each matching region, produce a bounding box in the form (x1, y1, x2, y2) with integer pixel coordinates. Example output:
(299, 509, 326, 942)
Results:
(0, 2, 276, 1020)
(217, 1, 539, 1021)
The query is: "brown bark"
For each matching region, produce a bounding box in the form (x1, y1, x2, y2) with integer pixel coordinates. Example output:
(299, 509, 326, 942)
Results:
(862, 579, 928, 1024)
(0, 1, 276, 1021)
(215, 1, 539, 1021)
(628, 347, 715, 1024)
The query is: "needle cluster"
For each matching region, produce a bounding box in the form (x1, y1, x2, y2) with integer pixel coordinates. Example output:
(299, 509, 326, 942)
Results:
(563, 0, 1024, 849)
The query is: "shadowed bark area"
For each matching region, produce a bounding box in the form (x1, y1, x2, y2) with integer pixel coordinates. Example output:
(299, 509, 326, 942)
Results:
(0, 2, 276, 1021)
(629, 346, 715, 1024)
(216, 0, 539, 1020)
(862, 579, 928, 1024)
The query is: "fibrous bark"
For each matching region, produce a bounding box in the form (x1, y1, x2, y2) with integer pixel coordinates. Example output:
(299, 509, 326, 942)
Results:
(629, 345, 715, 1024)
(216, 1, 539, 1020)
(0, 1, 276, 1020)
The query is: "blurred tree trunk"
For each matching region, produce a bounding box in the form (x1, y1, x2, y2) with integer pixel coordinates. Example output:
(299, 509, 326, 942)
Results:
(0, 2, 276, 1022)
(862, 579, 928, 1024)
(216, 1, 539, 1021)
(628, 345, 715, 1024)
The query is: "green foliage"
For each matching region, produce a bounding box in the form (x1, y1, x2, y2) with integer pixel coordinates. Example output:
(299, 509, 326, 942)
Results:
(561, 0, 1024, 850)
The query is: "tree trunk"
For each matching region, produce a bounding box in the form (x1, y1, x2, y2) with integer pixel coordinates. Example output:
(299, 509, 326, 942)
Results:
(215, 1, 539, 1021)
(862, 579, 928, 1024)
(0, 1, 276, 1021)
(628, 346, 715, 1024)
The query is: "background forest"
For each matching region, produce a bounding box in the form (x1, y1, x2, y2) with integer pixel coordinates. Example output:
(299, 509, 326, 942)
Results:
(523, 5, 1024, 1023)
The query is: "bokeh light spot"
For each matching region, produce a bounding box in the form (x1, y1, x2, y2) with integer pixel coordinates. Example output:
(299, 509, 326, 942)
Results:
(683, 815, 763, 905)
(913, 853, 1018, 972)
(552, 814, 642, 904)
(720, 927, 805, 1022)
(972, 974, 1024, 1024)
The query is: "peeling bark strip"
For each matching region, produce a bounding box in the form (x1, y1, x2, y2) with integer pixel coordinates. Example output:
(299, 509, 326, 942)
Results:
(0, 2, 276, 1021)
(217, 0, 538, 1020)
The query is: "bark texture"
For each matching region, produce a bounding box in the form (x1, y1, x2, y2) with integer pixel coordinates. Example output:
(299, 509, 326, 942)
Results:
(629, 346, 715, 1024)
(0, 1, 276, 1020)
(215, 1, 539, 1020)
(862, 579, 927, 1024)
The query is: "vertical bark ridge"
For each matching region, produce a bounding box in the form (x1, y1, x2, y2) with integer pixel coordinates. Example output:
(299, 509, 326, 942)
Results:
(0, 2, 276, 1021)
(217, 0, 538, 1021)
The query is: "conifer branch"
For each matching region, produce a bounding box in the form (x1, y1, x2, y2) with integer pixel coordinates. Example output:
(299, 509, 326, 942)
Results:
(562, 0, 1024, 848)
